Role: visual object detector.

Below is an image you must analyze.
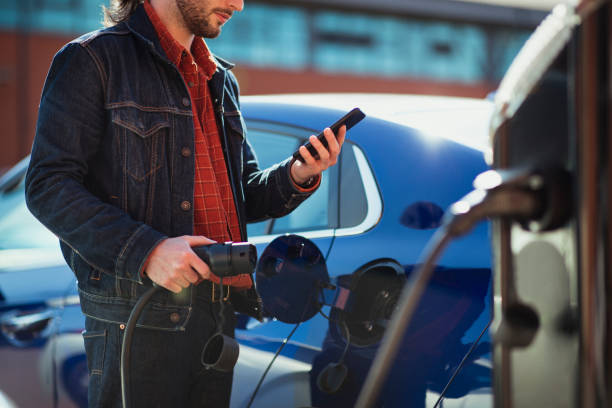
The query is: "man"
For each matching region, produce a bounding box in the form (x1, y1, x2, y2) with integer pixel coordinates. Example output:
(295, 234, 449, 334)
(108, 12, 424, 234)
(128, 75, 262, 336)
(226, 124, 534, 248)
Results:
(25, 0, 345, 406)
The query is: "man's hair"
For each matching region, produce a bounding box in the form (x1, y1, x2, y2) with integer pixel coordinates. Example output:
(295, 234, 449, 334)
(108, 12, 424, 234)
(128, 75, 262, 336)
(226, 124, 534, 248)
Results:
(103, 0, 143, 27)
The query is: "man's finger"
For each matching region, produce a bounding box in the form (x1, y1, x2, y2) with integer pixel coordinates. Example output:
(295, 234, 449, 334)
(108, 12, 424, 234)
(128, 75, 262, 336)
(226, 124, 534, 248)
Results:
(189, 252, 212, 280)
(310, 134, 330, 161)
(184, 268, 200, 284)
(163, 281, 182, 294)
(174, 274, 191, 289)
(299, 145, 317, 165)
(184, 235, 216, 247)
(336, 125, 346, 147)
(325, 127, 341, 156)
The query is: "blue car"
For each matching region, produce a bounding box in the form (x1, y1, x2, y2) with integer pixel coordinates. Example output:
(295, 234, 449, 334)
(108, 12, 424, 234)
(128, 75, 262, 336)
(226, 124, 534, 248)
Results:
(0, 93, 493, 408)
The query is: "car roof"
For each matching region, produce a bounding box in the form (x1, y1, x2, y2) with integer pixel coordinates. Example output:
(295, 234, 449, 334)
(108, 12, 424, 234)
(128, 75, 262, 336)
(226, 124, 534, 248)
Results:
(241, 93, 493, 154)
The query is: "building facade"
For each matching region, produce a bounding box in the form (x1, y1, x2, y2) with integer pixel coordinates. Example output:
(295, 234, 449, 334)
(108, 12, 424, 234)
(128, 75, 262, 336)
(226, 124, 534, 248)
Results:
(0, 0, 545, 171)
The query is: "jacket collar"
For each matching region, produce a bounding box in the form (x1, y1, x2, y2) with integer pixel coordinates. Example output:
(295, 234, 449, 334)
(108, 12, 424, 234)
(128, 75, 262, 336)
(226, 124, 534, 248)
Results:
(213, 55, 235, 71)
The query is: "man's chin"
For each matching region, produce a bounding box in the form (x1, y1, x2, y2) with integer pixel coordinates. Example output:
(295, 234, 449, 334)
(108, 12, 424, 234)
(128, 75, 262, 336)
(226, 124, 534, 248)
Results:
(200, 26, 221, 39)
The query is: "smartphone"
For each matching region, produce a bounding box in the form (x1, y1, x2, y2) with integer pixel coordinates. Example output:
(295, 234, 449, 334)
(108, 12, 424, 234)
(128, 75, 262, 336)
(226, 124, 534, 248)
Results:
(292, 107, 366, 162)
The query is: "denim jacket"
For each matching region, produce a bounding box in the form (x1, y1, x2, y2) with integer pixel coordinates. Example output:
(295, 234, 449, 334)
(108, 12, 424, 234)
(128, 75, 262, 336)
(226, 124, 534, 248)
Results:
(25, 5, 314, 330)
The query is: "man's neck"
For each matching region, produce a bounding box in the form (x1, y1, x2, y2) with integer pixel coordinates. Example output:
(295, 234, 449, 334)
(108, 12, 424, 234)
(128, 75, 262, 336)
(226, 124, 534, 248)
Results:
(149, 0, 195, 51)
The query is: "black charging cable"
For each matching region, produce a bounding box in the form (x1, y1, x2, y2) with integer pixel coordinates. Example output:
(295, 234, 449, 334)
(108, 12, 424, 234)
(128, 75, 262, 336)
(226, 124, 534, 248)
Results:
(433, 318, 492, 408)
(354, 168, 571, 408)
(245, 321, 302, 408)
(246, 279, 324, 408)
(120, 284, 161, 408)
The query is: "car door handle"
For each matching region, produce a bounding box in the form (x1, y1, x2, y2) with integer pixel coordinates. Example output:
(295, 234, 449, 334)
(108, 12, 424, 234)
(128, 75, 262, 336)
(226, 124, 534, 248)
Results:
(0, 309, 56, 347)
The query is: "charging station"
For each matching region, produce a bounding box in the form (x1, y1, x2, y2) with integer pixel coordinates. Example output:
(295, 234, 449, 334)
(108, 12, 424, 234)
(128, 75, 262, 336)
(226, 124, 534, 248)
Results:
(489, 1, 610, 406)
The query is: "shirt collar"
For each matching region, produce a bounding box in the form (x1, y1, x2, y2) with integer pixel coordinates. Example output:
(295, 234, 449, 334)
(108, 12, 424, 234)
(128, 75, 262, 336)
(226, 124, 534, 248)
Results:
(144, 0, 217, 79)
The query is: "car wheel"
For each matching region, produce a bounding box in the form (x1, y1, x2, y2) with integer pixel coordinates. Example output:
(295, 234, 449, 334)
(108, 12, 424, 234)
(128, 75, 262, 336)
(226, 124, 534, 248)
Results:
(61, 354, 88, 408)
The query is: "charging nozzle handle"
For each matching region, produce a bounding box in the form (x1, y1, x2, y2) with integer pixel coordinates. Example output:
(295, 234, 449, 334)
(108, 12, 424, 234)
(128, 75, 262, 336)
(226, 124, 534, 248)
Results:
(445, 186, 543, 238)
(445, 167, 571, 237)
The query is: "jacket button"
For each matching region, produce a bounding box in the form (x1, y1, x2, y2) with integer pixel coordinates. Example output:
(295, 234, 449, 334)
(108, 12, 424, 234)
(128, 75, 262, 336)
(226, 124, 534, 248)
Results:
(170, 312, 180, 323)
(181, 147, 191, 157)
(182, 97, 191, 107)
(180, 201, 191, 211)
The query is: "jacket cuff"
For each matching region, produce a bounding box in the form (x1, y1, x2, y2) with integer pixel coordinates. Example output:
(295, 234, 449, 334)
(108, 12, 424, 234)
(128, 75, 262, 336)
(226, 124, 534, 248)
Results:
(115, 224, 167, 283)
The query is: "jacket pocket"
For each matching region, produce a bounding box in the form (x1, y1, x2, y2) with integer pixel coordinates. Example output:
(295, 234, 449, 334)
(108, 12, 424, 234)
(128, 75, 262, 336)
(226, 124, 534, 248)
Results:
(111, 106, 170, 182)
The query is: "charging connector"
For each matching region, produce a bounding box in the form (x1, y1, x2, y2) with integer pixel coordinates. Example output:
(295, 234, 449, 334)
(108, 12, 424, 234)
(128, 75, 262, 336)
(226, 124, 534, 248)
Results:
(355, 168, 571, 408)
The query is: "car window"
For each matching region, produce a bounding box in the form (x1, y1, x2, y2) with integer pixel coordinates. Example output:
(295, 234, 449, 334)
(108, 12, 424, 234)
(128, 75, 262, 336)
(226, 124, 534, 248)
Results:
(271, 172, 330, 233)
(339, 145, 368, 228)
(248, 131, 299, 169)
(0, 179, 58, 250)
(246, 125, 335, 236)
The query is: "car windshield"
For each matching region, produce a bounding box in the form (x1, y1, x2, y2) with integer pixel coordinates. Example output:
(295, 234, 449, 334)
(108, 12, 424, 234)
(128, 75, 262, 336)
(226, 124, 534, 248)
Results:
(0, 178, 58, 250)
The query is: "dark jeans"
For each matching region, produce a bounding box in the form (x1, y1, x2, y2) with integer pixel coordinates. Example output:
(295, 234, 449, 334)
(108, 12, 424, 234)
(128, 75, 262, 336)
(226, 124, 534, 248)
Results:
(83, 288, 236, 408)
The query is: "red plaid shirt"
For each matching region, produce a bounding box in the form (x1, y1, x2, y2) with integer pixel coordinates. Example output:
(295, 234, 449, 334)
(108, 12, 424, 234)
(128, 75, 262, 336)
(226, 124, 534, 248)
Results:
(145, 2, 250, 289)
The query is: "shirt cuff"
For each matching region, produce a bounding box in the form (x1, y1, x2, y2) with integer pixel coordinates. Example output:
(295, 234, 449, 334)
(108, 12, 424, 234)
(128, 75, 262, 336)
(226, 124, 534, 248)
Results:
(140, 255, 150, 278)
(289, 158, 321, 193)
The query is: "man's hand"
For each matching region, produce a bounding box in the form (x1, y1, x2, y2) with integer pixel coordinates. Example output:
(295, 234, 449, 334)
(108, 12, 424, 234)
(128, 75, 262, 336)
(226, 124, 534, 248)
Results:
(144, 235, 215, 293)
(291, 125, 346, 185)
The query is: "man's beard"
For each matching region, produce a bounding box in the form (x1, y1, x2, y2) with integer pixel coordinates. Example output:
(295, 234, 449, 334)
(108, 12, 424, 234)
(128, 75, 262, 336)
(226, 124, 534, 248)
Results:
(176, 0, 222, 38)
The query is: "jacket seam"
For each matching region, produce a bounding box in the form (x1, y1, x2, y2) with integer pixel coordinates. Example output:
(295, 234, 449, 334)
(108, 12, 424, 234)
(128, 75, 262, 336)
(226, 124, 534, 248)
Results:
(106, 101, 192, 115)
(112, 117, 170, 137)
(115, 224, 148, 281)
(60, 237, 113, 276)
(81, 43, 108, 102)
(79, 28, 131, 46)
